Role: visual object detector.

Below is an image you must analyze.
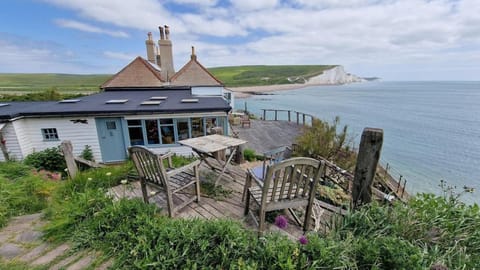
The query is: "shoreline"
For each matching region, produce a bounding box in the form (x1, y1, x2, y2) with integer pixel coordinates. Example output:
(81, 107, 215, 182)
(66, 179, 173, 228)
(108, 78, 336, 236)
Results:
(228, 83, 330, 98)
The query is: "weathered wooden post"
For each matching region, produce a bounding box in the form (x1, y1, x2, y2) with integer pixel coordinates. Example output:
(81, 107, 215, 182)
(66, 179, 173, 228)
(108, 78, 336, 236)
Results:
(274, 110, 278, 121)
(296, 112, 300, 124)
(235, 144, 245, 164)
(288, 110, 291, 122)
(61, 140, 78, 178)
(302, 114, 306, 125)
(352, 128, 383, 209)
(262, 110, 266, 121)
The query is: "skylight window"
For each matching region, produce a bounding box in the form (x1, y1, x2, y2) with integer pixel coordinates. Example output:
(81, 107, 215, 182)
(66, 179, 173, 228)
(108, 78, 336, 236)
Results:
(59, 99, 80, 103)
(141, 101, 162, 105)
(150, 96, 168, 100)
(181, 99, 199, 103)
(105, 99, 128, 104)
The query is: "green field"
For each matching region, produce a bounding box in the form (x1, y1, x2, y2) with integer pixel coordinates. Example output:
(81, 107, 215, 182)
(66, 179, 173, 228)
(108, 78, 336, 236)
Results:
(0, 73, 112, 94)
(0, 65, 335, 94)
(209, 65, 336, 87)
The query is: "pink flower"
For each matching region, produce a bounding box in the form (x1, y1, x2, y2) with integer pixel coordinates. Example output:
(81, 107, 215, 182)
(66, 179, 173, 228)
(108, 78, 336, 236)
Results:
(274, 215, 288, 229)
(299, 235, 308, 245)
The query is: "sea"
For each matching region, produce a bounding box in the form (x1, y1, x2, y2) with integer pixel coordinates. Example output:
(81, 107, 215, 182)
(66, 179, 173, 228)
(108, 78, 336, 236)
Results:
(235, 81, 480, 204)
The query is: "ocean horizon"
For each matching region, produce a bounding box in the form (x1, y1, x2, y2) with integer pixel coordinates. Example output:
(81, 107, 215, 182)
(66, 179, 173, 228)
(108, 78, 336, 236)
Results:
(235, 81, 480, 204)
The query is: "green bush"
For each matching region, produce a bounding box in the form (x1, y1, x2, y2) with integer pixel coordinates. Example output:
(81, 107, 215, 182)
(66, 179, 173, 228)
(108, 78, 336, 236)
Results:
(334, 193, 480, 269)
(24, 147, 66, 172)
(295, 116, 356, 171)
(243, 148, 256, 161)
(80, 145, 94, 161)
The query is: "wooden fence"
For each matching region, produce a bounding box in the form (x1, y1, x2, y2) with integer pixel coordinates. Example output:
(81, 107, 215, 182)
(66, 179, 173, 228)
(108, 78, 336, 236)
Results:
(260, 109, 315, 126)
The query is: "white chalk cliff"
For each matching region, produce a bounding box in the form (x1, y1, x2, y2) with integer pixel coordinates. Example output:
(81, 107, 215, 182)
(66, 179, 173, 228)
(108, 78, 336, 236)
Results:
(307, 65, 363, 85)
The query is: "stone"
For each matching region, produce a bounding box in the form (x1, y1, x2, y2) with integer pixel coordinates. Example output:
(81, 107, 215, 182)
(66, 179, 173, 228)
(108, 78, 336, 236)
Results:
(50, 253, 82, 270)
(31, 243, 70, 266)
(0, 243, 25, 260)
(18, 243, 50, 262)
(67, 253, 95, 270)
(15, 230, 43, 243)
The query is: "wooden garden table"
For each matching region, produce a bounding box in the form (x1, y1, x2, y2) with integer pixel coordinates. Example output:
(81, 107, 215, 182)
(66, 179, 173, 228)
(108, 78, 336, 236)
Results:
(179, 134, 247, 186)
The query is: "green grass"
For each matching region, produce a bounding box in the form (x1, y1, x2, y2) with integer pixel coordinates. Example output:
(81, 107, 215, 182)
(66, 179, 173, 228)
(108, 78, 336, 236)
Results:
(0, 73, 111, 93)
(0, 65, 335, 93)
(209, 65, 336, 87)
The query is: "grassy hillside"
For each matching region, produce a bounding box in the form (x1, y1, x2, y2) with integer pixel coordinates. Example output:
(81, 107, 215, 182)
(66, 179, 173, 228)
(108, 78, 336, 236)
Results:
(0, 65, 335, 93)
(208, 65, 336, 87)
(0, 73, 111, 93)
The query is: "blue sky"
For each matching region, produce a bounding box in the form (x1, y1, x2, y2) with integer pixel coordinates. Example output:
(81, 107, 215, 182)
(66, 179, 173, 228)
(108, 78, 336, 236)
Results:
(0, 0, 479, 80)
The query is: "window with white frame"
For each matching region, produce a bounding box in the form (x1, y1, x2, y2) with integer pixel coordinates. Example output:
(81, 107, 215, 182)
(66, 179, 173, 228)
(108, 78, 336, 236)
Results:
(41, 128, 59, 141)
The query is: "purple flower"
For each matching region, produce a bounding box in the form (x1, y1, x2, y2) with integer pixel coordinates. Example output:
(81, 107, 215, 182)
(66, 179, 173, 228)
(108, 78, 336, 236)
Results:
(274, 215, 288, 229)
(299, 235, 308, 245)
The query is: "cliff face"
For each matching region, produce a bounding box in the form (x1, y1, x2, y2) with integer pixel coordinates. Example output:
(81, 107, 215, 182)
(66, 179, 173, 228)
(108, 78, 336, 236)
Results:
(308, 65, 363, 85)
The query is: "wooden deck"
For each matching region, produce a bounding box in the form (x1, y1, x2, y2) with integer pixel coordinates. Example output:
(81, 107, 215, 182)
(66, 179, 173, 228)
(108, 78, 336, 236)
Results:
(232, 119, 304, 154)
(109, 159, 319, 238)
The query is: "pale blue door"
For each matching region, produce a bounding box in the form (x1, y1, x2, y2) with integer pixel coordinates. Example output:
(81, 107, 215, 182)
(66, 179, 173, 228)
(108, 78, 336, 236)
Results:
(96, 118, 127, 162)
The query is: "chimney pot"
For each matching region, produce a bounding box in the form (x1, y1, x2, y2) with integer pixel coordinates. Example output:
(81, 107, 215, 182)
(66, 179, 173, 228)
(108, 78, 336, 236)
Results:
(159, 26, 164, 40)
(164, 25, 170, 39)
(191, 46, 197, 60)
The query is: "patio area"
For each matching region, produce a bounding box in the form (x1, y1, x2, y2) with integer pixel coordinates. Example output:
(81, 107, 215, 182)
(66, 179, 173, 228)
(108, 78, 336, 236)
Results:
(109, 158, 320, 238)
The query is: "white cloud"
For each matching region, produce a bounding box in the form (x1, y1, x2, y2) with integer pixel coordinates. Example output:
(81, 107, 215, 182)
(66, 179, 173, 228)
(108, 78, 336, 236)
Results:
(180, 14, 246, 37)
(0, 39, 82, 73)
(55, 19, 129, 38)
(42, 0, 186, 33)
(172, 0, 218, 7)
(13, 0, 480, 79)
(103, 51, 136, 61)
(229, 0, 279, 11)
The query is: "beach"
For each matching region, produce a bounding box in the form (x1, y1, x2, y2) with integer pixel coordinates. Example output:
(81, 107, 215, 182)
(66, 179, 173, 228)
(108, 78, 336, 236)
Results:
(228, 83, 310, 98)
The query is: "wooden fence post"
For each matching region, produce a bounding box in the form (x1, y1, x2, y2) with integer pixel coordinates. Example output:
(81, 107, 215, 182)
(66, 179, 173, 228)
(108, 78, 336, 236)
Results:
(61, 140, 78, 178)
(288, 111, 291, 122)
(262, 110, 266, 121)
(352, 128, 383, 209)
(274, 110, 278, 121)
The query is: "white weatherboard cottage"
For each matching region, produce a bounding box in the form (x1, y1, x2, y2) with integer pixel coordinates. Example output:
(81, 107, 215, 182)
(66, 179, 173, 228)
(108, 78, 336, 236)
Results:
(0, 26, 234, 163)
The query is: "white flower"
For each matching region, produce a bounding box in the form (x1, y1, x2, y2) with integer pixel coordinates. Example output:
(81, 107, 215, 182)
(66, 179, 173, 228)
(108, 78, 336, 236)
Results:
(106, 172, 112, 176)
(64, 168, 68, 172)
(120, 179, 128, 185)
(87, 177, 92, 181)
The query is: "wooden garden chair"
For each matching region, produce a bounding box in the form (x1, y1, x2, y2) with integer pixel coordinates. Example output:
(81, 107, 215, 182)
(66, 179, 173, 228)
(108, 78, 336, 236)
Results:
(128, 146, 201, 217)
(242, 146, 293, 201)
(244, 157, 325, 232)
(241, 114, 251, 128)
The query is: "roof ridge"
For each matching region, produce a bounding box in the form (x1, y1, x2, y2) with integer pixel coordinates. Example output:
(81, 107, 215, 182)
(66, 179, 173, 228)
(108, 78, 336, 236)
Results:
(100, 57, 164, 89)
(171, 57, 223, 86)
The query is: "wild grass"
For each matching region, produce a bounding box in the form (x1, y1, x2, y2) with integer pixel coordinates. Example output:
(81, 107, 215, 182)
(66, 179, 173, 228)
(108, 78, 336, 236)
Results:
(0, 162, 57, 228)
(2, 158, 479, 269)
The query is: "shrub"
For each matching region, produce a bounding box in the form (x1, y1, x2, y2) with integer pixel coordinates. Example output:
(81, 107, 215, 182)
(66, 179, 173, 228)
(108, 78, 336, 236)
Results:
(80, 145, 94, 161)
(243, 148, 256, 161)
(333, 192, 480, 269)
(24, 147, 66, 172)
(295, 116, 356, 170)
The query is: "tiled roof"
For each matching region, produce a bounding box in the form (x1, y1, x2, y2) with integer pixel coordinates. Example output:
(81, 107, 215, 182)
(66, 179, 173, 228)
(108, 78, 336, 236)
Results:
(101, 57, 165, 89)
(171, 57, 223, 87)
